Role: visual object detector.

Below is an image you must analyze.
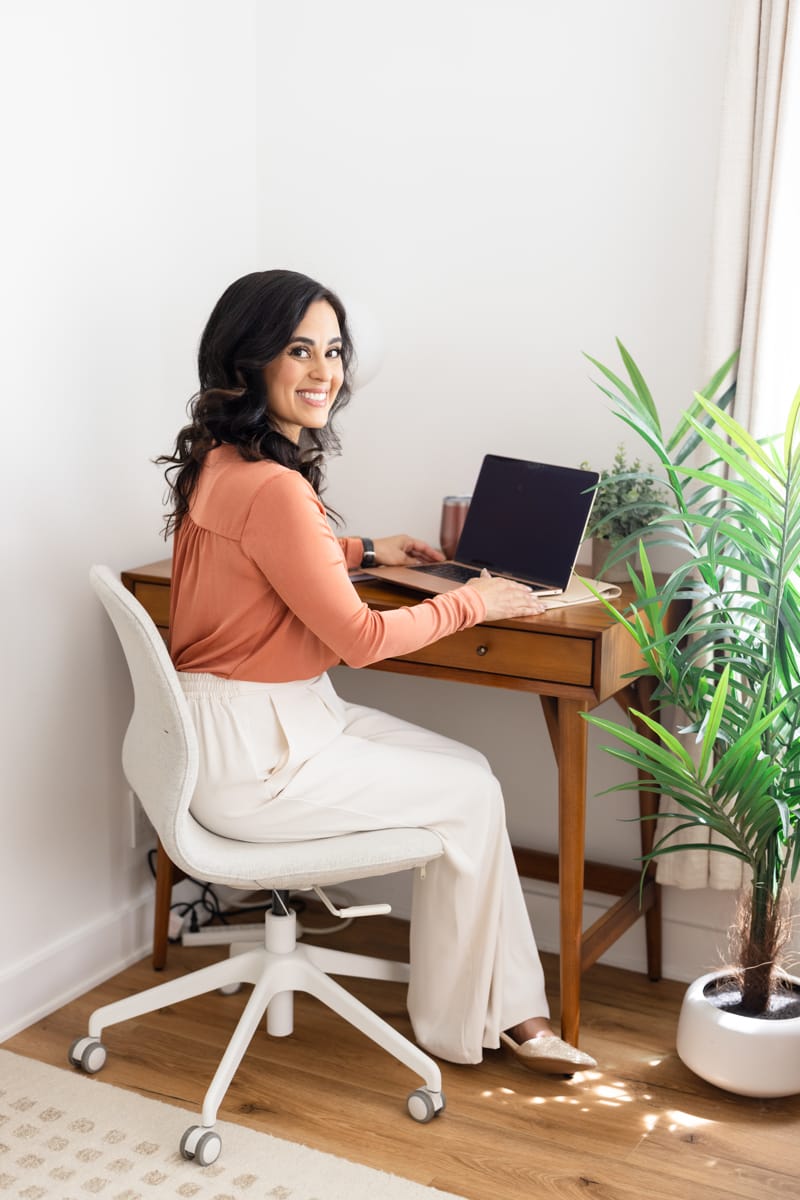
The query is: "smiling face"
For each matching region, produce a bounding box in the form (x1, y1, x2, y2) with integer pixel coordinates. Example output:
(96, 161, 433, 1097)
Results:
(262, 299, 344, 444)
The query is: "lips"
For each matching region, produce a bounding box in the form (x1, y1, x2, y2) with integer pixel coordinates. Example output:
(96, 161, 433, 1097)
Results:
(296, 390, 330, 407)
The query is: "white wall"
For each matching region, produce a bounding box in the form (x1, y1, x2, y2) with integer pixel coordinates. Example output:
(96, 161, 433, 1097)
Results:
(1, 0, 741, 1040)
(255, 0, 742, 979)
(0, 0, 261, 1037)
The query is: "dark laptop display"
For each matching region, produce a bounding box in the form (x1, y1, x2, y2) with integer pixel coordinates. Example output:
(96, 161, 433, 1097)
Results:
(367, 454, 599, 597)
(454, 455, 598, 589)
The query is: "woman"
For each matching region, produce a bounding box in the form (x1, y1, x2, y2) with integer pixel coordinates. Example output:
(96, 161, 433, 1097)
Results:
(158, 269, 596, 1074)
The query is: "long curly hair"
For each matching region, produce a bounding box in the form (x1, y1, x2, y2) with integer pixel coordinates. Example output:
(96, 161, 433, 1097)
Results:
(157, 269, 354, 536)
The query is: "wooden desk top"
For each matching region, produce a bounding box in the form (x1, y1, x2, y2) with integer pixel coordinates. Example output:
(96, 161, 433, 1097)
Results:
(122, 557, 648, 706)
(123, 556, 634, 632)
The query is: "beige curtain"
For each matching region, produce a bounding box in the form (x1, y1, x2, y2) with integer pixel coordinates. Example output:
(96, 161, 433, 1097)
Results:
(656, 0, 800, 889)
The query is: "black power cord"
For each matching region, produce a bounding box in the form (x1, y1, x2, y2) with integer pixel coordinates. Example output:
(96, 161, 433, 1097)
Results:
(146, 849, 306, 941)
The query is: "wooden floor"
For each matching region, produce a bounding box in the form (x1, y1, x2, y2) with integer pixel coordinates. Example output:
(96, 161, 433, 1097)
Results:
(6, 909, 799, 1199)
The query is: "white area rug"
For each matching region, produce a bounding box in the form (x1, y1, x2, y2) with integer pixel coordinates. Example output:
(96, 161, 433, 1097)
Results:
(0, 1050, 463, 1200)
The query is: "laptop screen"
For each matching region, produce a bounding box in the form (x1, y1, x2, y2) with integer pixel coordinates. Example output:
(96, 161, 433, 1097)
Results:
(455, 455, 599, 589)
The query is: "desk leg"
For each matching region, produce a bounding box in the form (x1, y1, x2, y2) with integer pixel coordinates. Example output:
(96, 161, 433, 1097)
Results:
(556, 697, 589, 1048)
(632, 676, 662, 982)
(153, 840, 176, 970)
(613, 678, 663, 982)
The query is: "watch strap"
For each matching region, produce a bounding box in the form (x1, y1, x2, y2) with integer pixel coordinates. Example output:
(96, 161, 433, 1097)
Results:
(360, 537, 377, 568)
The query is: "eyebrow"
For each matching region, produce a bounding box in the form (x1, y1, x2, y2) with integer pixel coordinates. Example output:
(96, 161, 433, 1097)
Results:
(289, 335, 343, 346)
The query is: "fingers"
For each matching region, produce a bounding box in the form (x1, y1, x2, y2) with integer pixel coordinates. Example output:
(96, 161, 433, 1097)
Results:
(404, 537, 445, 563)
(375, 535, 446, 566)
(467, 572, 547, 619)
(511, 591, 547, 616)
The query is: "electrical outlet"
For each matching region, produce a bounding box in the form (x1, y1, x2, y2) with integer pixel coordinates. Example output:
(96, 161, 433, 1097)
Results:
(127, 789, 154, 848)
(168, 911, 185, 940)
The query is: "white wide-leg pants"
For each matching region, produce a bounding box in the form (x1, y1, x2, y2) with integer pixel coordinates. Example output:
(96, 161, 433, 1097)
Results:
(180, 671, 548, 1064)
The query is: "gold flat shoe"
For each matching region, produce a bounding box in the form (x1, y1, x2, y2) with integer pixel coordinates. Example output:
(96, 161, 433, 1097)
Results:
(499, 1031, 597, 1075)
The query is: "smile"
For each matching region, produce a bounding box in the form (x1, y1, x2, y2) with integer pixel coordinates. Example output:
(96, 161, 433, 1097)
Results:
(296, 390, 330, 406)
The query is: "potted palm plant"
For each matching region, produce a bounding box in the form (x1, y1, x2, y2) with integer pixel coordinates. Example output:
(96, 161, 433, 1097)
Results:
(583, 341, 800, 1097)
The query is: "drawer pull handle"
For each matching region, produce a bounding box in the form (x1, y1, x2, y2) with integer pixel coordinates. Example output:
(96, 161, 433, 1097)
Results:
(476, 644, 489, 657)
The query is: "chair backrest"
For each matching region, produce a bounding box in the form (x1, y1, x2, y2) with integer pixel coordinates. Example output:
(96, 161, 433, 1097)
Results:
(90, 565, 198, 870)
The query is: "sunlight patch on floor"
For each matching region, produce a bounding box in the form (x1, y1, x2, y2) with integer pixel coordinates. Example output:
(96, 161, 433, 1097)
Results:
(666, 1109, 712, 1131)
(475, 1069, 716, 1140)
(595, 1083, 634, 1103)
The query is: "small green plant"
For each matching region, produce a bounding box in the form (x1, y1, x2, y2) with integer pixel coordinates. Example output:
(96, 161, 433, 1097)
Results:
(581, 444, 667, 545)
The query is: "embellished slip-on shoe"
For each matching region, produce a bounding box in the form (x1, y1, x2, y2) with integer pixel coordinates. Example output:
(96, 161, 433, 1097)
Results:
(499, 1031, 597, 1076)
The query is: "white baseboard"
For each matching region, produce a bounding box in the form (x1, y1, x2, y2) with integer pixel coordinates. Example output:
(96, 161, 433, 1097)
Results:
(520, 880, 799, 983)
(2, 873, 791, 1044)
(325, 872, 751, 985)
(0, 889, 154, 1044)
(518, 878, 736, 984)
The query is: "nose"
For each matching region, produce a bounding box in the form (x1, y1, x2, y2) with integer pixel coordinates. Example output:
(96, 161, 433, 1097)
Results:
(309, 350, 340, 381)
(309, 350, 333, 380)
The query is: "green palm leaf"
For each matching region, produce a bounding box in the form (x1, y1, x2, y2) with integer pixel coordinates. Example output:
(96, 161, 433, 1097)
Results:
(583, 342, 800, 1012)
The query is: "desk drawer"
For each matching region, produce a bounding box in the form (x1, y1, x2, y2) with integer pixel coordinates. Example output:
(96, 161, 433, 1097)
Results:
(130, 581, 171, 628)
(396, 627, 593, 686)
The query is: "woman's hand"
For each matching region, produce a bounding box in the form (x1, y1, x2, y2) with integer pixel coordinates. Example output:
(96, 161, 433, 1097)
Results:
(373, 534, 445, 566)
(467, 569, 547, 621)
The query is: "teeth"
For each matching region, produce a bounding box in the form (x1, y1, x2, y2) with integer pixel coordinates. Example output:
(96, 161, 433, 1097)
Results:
(297, 391, 328, 400)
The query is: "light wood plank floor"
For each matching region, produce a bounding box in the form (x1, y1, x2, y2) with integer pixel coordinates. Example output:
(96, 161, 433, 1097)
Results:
(6, 910, 799, 1199)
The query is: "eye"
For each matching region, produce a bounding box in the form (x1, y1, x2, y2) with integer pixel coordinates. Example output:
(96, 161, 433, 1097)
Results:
(288, 345, 311, 359)
(326, 346, 342, 359)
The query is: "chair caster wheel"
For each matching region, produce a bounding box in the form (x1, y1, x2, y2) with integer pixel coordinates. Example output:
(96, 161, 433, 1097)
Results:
(407, 1088, 446, 1123)
(180, 1125, 222, 1165)
(67, 1037, 107, 1074)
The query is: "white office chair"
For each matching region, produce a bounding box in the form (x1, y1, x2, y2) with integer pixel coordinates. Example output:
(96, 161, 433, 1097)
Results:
(72, 566, 446, 1165)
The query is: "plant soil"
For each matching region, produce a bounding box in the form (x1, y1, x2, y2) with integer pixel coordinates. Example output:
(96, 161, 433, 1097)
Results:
(704, 976, 800, 1020)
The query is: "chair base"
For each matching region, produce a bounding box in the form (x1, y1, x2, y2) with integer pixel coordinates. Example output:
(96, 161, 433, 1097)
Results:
(71, 909, 443, 1156)
(183, 921, 412, 985)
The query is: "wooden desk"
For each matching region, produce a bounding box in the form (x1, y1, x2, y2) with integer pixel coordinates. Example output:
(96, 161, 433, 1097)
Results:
(122, 557, 663, 1048)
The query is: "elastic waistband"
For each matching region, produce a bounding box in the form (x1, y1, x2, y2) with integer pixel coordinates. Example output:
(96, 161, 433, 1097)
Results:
(177, 671, 326, 697)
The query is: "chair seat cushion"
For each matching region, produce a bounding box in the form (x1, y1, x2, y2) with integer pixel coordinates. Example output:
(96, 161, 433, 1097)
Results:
(173, 819, 443, 892)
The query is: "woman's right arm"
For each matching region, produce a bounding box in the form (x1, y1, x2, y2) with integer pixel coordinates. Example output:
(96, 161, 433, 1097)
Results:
(241, 473, 542, 668)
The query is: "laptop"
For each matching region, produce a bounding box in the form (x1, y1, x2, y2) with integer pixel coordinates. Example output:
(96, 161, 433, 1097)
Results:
(365, 454, 599, 597)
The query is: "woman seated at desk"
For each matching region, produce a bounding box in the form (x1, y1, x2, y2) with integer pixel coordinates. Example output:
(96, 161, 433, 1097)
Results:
(157, 269, 596, 1076)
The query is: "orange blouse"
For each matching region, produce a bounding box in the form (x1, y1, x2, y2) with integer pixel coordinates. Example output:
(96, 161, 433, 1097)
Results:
(170, 444, 486, 682)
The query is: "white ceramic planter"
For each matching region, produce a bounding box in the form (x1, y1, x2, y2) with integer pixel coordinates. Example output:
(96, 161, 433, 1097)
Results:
(676, 970, 800, 1097)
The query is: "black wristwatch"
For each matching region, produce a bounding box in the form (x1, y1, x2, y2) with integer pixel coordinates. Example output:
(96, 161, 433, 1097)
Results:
(360, 537, 377, 568)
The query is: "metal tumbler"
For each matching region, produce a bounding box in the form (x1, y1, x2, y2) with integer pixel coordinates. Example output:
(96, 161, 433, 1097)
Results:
(439, 496, 472, 559)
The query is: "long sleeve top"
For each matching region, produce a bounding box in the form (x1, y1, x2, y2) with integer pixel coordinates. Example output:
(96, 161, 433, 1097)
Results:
(169, 444, 486, 682)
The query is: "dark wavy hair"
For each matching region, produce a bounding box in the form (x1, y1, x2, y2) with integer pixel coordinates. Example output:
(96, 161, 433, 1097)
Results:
(157, 269, 354, 536)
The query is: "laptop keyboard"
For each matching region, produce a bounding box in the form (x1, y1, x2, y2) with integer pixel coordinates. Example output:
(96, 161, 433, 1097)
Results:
(413, 562, 550, 591)
(413, 562, 483, 584)
(412, 561, 482, 580)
